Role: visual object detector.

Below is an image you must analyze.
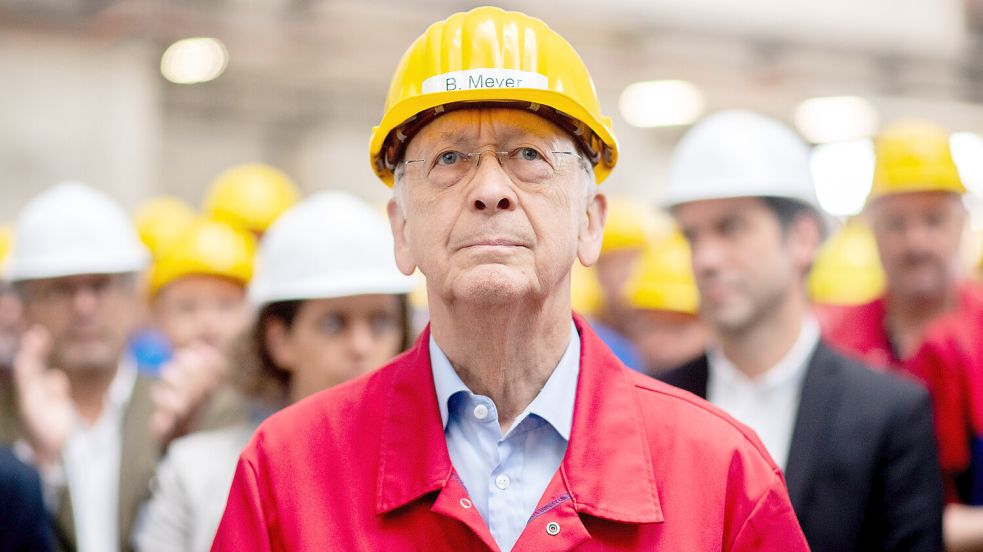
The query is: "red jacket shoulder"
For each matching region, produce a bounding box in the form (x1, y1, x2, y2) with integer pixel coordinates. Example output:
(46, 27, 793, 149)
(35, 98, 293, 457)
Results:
(627, 370, 781, 472)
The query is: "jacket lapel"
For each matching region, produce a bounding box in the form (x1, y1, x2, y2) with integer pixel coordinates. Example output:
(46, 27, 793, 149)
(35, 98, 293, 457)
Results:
(783, 342, 842, 510)
(375, 326, 455, 514)
(561, 314, 664, 524)
(117, 375, 160, 551)
(54, 486, 75, 551)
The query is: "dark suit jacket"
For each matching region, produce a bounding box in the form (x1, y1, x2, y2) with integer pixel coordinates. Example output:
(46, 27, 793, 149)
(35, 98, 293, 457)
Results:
(0, 446, 52, 552)
(659, 341, 944, 552)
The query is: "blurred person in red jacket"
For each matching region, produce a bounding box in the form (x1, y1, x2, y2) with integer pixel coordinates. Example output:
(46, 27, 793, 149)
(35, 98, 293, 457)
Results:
(821, 121, 983, 550)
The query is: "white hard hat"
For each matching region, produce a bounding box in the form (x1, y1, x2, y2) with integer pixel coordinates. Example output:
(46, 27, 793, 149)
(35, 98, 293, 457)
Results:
(248, 191, 415, 306)
(5, 181, 150, 282)
(664, 110, 820, 210)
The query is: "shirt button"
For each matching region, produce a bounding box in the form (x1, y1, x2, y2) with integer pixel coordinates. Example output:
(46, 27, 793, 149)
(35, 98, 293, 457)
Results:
(546, 521, 560, 536)
(495, 474, 510, 490)
(473, 404, 489, 420)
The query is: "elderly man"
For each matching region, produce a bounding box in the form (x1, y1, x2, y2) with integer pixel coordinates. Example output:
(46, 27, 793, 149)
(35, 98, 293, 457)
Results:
(212, 7, 807, 551)
(658, 111, 944, 551)
(0, 182, 160, 552)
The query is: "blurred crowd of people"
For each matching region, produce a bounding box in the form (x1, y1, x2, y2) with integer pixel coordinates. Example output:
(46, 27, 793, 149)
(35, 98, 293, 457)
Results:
(1, 11, 983, 552)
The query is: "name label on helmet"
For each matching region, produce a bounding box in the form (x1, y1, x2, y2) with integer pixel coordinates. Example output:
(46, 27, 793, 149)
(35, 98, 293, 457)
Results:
(422, 69, 549, 94)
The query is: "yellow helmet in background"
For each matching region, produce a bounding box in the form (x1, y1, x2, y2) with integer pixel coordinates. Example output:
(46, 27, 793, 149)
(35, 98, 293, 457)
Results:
(570, 262, 604, 317)
(601, 199, 665, 254)
(624, 231, 699, 315)
(369, 6, 618, 186)
(0, 224, 13, 279)
(148, 218, 257, 296)
(868, 120, 965, 202)
(203, 163, 300, 234)
(808, 221, 886, 306)
(134, 195, 198, 260)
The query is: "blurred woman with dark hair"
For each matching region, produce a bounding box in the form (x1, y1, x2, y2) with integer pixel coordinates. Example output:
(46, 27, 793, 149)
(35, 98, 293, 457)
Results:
(134, 191, 415, 552)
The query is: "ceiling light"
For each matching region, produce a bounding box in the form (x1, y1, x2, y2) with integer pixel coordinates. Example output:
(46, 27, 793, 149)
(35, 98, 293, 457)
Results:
(619, 80, 706, 128)
(794, 96, 878, 144)
(161, 37, 228, 85)
(810, 139, 875, 217)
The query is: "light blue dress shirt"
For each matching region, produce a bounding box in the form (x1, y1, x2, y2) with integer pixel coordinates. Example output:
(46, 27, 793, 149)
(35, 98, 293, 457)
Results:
(430, 321, 580, 552)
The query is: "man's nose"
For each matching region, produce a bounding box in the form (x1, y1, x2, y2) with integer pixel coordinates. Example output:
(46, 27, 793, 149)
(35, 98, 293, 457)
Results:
(689, 237, 726, 277)
(72, 285, 100, 316)
(348, 321, 375, 358)
(467, 154, 518, 213)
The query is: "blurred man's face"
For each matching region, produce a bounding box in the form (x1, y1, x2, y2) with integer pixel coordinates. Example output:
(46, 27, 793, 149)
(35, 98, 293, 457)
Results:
(21, 273, 141, 374)
(152, 275, 249, 351)
(626, 309, 708, 374)
(265, 294, 405, 404)
(867, 191, 965, 303)
(595, 248, 642, 321)
(676, 198, 815, 334)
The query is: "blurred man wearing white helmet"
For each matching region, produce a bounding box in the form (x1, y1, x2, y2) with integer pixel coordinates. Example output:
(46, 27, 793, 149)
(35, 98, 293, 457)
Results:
(658, 110, 943, 552)
(0, 182, 159, 552)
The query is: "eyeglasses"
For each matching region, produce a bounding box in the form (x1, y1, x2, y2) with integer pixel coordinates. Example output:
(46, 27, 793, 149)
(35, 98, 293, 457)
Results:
(24, 274, 134, 305)
(402, 146, 582, 188)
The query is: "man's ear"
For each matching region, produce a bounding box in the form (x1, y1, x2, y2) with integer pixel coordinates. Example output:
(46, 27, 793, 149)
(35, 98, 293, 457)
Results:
(264, 318, 296, 373)
(787, 212, 823, 273)
(577, 191, 607, 267)
(388, 198, 418, 276)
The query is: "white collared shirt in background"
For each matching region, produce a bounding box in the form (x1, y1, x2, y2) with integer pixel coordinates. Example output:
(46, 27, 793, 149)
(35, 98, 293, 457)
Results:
(707, 317, 820, 470)
(62, 359, 137, 552)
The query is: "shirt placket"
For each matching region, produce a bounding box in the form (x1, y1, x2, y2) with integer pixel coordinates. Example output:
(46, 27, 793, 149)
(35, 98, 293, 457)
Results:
(488, 426, 525, 550)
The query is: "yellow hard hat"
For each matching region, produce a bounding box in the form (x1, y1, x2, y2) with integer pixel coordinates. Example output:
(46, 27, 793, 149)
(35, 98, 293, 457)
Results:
(134, 196, 198, 260)
(601, 199, 664, 254)
(0, 224, 13, 279)
(623, 231, 700, 315)
(868, 120, 965, 202)
(808, 220, 886, 306)
(369, 6, 618, 186)
(570, 262, 604, 316)
(148, 218, 257, 296)
(203, 163, 300, 234)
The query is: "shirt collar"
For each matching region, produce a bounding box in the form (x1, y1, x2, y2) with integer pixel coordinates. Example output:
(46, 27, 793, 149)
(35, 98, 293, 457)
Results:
(107, 356, 138, 412)
(430, 320, 580, 440)
(378, 314, 663, 524)
(708, 315, 820, 391)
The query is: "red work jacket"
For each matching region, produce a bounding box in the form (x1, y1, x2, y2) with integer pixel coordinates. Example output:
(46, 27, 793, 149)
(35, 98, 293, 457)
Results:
(820, 283, 983, 504)
(819, 283, 983, 371)
(212, 315, 808, 551)
(907, 288, 983, 504)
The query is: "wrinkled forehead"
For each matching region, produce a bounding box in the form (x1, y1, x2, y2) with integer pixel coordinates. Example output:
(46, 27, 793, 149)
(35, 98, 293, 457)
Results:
(403, 107, 579, 158)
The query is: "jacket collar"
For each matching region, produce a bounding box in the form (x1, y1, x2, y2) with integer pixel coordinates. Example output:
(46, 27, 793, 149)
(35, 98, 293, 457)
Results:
(375, 314, 663, 525)
(429, 321, 580, 440)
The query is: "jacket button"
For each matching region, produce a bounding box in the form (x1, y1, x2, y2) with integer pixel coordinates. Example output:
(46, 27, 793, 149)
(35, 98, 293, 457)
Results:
(460, 498, 472, 509)
(546, 522, 560, 536)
